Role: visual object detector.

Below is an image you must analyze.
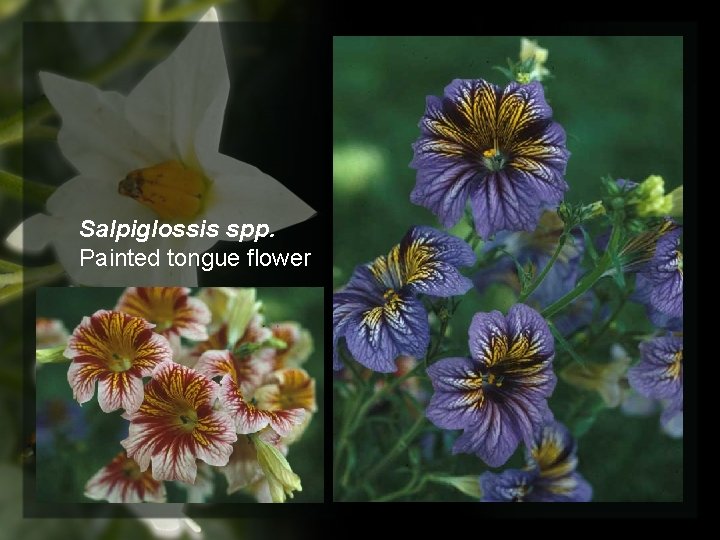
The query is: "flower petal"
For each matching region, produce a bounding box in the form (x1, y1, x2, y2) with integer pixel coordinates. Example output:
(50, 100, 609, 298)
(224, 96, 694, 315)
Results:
(628, 336, 683, 401)
(39, 72, 164, 180)
(219, 375, 305, 436)
(97, 371, 145, 414)
(84, 452, 166, 503)
(150, 440, 198, 484)
(425, 357, 484, 430)
(480, 469, 537, 502)
(344, 313, 399, 373)
(469, 170, 544, 239)
(201, 153, 316, 241)
(67, 360, 103, 405)
(124, 13, 229, 165)
(453, 398, 523, 467)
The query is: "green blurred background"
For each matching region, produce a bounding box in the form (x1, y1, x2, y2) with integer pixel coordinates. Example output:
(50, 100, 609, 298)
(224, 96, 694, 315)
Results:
(333, 36, 683, 501)
(35, 287, 324, 504)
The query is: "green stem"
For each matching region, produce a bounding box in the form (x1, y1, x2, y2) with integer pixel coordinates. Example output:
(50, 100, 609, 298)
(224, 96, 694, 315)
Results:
(333, 360, 370, 485)
(541, 222, 622, 319)
(0, 170, 56, 206)
(143, 0, 163, 20)
(0, 263, 64, 287)
(84, 24, 160, 84)
(374, 473, 427, 503)
(580, 288, 632, 351)
(518, 233, 567, 303)
(0, 111, 22, 147)
(365, 414, 426, 484)
(155, 0, 229, 21)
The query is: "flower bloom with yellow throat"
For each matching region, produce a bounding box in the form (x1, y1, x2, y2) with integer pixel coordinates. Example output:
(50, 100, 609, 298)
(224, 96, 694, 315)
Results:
(9, 8, 314, 286)
(121, 361, 237, 484)
(64, 309, 172, 413)
(84, 451, 166, 503)
(115, 287, 211, 341)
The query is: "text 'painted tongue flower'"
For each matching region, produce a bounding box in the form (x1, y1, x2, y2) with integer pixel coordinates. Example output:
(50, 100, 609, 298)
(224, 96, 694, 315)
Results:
(64, 309, 172, 413)
(121, 361, 237, 484)
(12, 8, 315, 286)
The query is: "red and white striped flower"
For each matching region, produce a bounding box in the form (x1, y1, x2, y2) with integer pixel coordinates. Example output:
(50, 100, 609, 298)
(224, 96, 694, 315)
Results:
(193, 314, 277, 393)
(116, 287, 211, 341)
(84, 451, 166, 503)
(254, 368, 317, 414)
(121, 362, 236, 484)
(65, 310, 172, 413)
(254, 368, 317, 444)
(218, 374, 305, 437)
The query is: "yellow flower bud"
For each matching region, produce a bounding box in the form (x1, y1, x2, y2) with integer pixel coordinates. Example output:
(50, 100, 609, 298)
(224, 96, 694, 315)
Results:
(226, 288, 262, 345)
(520, 38, 549, 64)
(633, 175, 683, 218)
(519, 38, 550, 82)
(251, 433, 302, 503)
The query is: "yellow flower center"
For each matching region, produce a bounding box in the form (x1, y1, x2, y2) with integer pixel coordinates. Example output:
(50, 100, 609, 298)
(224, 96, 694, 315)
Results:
(108, 352, 133, 372)
(121, 458, 142, 480)
(668, 350, 683, 380)
(178, 408, 199, 432)
(481, 147, 507, 172)
(118, 160, 208, 220)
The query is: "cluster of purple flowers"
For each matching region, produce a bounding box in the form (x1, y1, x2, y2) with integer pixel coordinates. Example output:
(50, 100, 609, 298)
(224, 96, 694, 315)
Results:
(333, 72, 684, 502)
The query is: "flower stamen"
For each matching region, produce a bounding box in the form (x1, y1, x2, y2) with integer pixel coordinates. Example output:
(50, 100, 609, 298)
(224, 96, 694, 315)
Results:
(119, 160, 208, 221)
(482, 148, 507, 171)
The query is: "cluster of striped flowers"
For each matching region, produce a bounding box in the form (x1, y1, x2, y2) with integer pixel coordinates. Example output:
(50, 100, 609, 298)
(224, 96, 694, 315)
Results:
(333, 39, 683, 502)
(46, 287, 315, 503)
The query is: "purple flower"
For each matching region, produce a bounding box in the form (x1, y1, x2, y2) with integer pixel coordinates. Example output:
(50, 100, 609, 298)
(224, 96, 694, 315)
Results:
(627, 335, 683, 418)
(633, 223, 682, 319)
(333, 226, 475, 373)
(425, 304, 556, 467)
(410, 79, 569, 239)
(480, 421, 592, 502)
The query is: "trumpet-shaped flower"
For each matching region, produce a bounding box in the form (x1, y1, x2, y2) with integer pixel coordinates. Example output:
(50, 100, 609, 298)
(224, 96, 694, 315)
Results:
(250, 432, 302, 503)
(10, 8, 314, 286)
(426, 304, 556, 467)
(410, 79, 569, 239)
(116, 287, 211, 341)
(121, 361, 236, 484)
(84, 451, 166, 503)
(64, 309, 172, 413)
(480, 421, 592, 502)
(333, 226, 475, 373)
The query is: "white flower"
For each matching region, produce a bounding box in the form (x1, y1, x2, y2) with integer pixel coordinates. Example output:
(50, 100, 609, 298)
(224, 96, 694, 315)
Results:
(8, 8, 314, 285)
